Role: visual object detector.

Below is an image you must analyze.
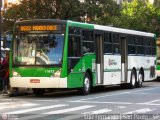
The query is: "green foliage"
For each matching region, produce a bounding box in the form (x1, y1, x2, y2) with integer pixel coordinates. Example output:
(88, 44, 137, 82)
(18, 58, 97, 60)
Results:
(2, 0, 160, 36)
(115, 0, 160, 36)
(3, 0, 85, 31)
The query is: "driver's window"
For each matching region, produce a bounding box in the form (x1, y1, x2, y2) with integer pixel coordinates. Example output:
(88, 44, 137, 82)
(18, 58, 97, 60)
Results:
(68, 27, 81, 57)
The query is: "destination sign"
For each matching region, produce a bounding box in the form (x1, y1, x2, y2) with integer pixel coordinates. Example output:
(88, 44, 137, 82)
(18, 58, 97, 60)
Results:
(18, 25, 58, 31)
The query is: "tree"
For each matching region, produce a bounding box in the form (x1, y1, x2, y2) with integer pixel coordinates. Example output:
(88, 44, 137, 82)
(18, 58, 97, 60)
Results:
(3, 0, 86, 31)
(3, 0, 160, 37)
(115, 0, 160, 36)
(97, 0, 121, 25)
(82, 0, 121, 25)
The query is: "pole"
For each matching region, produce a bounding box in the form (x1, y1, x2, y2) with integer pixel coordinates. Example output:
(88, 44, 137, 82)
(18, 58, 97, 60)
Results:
(0, 0, 2, 63)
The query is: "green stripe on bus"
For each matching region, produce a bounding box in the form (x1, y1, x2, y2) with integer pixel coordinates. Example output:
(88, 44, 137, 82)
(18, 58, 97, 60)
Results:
(67, 21, 94, 29)
(156, 65, 160, 70)
(61, 22, 69, 78)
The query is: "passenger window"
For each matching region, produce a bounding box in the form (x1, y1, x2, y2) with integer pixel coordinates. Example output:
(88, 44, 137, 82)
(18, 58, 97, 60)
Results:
(82, 30, 94, 54)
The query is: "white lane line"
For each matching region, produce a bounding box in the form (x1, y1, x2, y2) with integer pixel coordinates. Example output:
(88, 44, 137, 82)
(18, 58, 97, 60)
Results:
(83, 108, 112, 114)
(125, 108, 154, 114)
(69, 100, 132, 105)
(143, 99, 160, 104)
(0, 102, 12, 105)
(0, 99, 14, 101)
(136, 103, 160, 106)
(56, 108, 112, 120)
(75, 87, 159, 101)
(21, 105, 94, 120)
(31, 100, 58, 102)
(56, 114, 83, 120)
(6, 104, 67, 114)
(0, 103, 38, 110)
(0, 99, 58, 102)
(117, 106, 126, 109)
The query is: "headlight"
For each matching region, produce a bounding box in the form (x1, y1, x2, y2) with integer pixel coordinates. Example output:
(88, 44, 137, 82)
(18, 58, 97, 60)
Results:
(52, 69, 61, 77)
(12, 69, 21, 77)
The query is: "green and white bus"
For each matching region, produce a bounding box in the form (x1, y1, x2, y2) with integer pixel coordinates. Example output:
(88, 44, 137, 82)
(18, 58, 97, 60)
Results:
(9, 19, 156, 95)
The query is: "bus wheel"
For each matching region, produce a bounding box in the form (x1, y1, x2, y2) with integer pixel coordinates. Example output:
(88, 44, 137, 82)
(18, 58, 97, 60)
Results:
(79, 73, 91, 95)
(136, 70, 143, 88)
(33, 88, 44, 96)
(129, 70, 136, 89)
(8, 88, 18, 97)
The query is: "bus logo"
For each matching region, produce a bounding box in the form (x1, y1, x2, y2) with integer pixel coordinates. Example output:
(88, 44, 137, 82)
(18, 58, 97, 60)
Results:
(109, 59, 117, 66)
(30, 79, 40, 83)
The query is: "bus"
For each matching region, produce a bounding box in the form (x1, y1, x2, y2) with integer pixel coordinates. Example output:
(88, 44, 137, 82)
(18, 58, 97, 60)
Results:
(9, 19, 156, 96)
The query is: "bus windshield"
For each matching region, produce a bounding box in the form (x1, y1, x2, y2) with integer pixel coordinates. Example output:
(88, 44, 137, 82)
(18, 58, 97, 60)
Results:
(13, 33, 64, 65)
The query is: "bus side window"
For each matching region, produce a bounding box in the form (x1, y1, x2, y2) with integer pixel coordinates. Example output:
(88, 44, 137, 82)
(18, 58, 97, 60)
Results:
(136, 37, 144, 55)
(128, 36, 136, 55)
(68, 27, 82, 72)
(144, 37, 152, 55)
(112, 33, 120, 54)
(82, 30, 94, 54)
(68, 36, 81, 57)
(104, 32, 112, 54)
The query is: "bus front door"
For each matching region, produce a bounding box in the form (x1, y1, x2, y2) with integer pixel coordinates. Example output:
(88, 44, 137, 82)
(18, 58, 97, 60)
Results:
(121, 37, 128, 82)
(95, 33, 104, 84)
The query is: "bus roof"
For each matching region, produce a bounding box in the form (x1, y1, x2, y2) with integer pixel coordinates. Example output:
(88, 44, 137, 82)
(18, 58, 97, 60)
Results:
(68, 20, 155, 37)
(15, 19, 155, 37)
(94, 24, 155, 37)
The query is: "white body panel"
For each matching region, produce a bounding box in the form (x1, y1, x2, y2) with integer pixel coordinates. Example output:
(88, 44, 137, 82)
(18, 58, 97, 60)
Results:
(102, 55, 156, 85)
(96, 64, 101, 84)
(103, 55, 121, 85)
(10, 77, 67, 88)
(128, 56, 156, 82)
(156, 70, 160, 77)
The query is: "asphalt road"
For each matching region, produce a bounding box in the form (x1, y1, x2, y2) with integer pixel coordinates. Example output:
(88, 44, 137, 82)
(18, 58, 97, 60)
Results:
(0, 80, 160, 120)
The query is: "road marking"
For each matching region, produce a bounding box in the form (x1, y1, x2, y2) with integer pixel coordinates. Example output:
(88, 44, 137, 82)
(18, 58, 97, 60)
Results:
(6, 104, 67, 114)
(0, 98, 58, 102)
(75, 87, 159, 101)
(0, 102, 38, 110)
(117, 106, 126, 109)
(56, 108, 112, 120)
(143, 99, 160, 104)
(21, 105, 94, 120)
(125, 108, 154, 114)
(56, 114, 83, 120)
(136, 103, 160, 106)
(0, 102, 12, 105)
(69, 100, 132, 105)
(31, 99, 58, 102)
(0, 99, 14, 101)
(83, 108, 112, 114)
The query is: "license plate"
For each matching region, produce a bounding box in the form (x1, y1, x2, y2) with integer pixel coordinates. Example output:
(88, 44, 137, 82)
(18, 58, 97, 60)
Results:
(30, 79, 40, 83)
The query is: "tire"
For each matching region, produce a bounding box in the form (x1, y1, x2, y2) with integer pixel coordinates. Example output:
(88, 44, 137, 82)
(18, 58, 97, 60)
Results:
(136, 70, 143, 88)
(120, 84, 128, 89)
(129, 70, 136, 89)
(78, 73, 91, 95)
(157, 77, 160, 81)
(8, 88, 18, 97)
(33, 88, 45, 96)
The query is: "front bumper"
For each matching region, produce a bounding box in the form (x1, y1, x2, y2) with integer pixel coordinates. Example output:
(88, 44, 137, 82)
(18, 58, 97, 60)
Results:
(10, 77, 67, 88)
